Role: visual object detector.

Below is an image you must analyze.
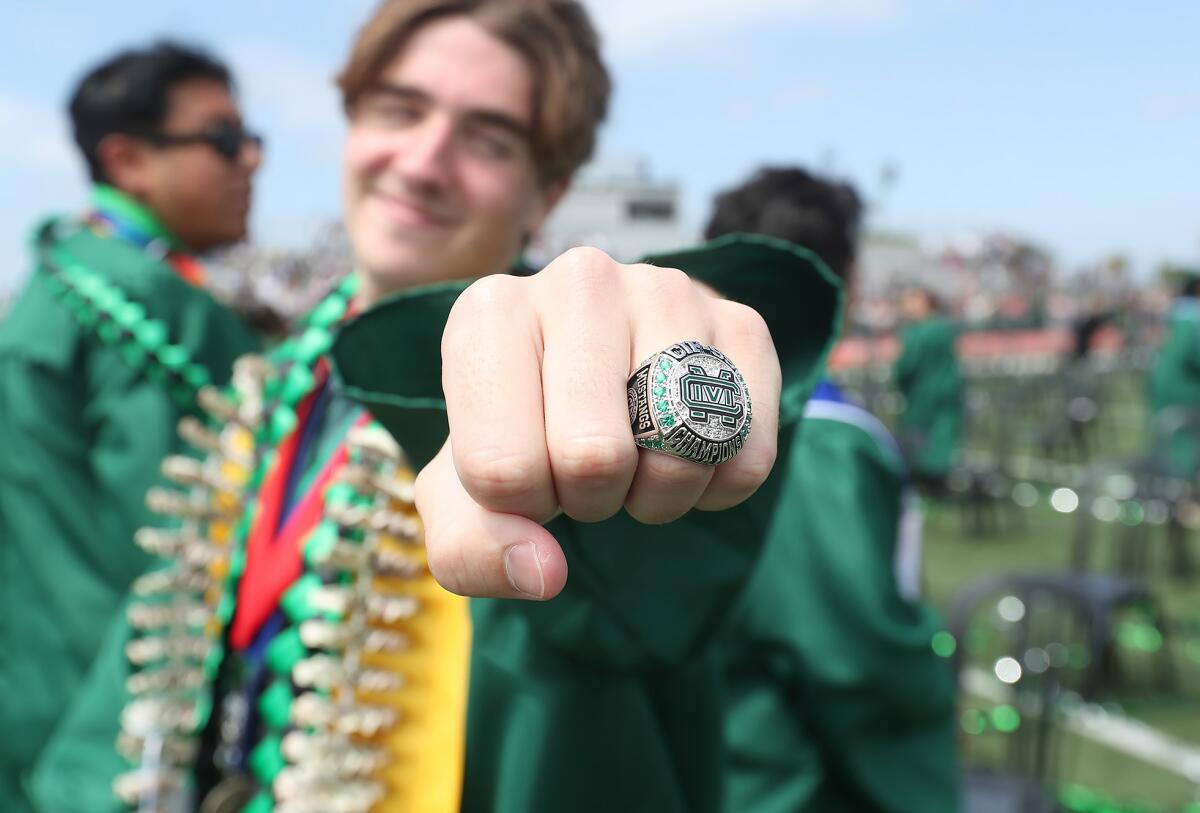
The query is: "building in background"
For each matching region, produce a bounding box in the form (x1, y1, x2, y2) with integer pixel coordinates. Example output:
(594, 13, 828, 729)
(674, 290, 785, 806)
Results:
(531, 156, 695, 265)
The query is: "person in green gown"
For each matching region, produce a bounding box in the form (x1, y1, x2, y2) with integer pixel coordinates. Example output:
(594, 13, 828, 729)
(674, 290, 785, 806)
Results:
(1146, 272, 1200, 577)
(1148, 273, 1200, 477)
(704, 167, 959, 812)
(47, 4, 841, 812)
(893, 287, 965, 492)
(0, 42, 262, 812)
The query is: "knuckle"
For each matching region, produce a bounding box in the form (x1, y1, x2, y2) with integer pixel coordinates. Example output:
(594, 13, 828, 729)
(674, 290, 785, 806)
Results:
(541, 246, 620, 300)
(630, 265, 700, 329)
(553, 433, 638, 486)
(641, 265, 693, 300)
(448, 274, 520, 323)
(720, 300, 770, 342)
(722, 442, 778, 495)
(443, 276, 519, 355)
(553, 245, 615, 274)
(457, 446, 546, 505)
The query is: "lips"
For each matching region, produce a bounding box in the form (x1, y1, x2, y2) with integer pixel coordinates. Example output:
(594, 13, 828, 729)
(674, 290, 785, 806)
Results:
(370, 190, 457, 229)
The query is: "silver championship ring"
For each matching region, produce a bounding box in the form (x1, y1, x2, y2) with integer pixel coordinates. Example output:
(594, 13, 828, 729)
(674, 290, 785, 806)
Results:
(627, 340, 751, 465)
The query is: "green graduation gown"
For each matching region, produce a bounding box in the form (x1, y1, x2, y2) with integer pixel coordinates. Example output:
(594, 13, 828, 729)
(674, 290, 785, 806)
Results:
(1147, 297, 1200, 479)
(330, 235, 842, 812)
(717, 388, 959, 813)
(39, 235, 842, 812)
(893, 315, 964, 478)
(0, 191, 259, 812)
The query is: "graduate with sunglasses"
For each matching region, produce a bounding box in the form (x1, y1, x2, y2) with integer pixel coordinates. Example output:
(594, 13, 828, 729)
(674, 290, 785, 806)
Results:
(0, 41, 262, 812)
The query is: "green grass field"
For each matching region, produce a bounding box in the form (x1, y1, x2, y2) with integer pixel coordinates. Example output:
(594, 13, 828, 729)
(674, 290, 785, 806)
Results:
(909, 367, 1200, 810)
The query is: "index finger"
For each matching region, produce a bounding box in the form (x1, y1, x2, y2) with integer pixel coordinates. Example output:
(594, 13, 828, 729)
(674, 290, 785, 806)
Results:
(442, 275, 558, 522)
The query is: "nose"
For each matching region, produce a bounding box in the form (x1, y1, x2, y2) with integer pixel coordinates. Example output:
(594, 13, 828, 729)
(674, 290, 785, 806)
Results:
(239, 137, 264, 173)
(392, 115, 455, 188)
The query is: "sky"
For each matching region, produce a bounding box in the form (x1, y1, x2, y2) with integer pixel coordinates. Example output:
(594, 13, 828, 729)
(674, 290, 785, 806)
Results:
(1, 0, 1197, 293)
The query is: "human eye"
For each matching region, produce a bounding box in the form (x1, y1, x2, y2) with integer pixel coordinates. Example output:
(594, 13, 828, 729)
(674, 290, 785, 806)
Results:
(357, 93, 423, 129)
(461, 124, 520, 161)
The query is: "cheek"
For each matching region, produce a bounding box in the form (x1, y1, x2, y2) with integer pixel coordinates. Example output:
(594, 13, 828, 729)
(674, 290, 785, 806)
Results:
(173, 156, 227, 195)
(343, 132, 391, 197)
(462, 166, 539, 232)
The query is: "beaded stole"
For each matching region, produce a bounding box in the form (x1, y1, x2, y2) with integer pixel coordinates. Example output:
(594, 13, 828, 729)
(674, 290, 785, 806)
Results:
(114, 348, 472, 813)
(36, 220, 216, 409)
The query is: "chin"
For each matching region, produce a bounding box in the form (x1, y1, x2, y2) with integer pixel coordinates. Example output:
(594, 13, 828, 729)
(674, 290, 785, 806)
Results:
(360, 257, 437, 295)
(362, 241, 451, 286)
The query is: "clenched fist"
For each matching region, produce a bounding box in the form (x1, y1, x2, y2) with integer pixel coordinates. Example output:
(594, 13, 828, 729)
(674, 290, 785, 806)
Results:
(415, 247, 781, 601)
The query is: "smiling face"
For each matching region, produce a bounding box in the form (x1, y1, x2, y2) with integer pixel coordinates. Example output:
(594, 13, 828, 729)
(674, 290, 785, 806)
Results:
(342, 16, 566, 302)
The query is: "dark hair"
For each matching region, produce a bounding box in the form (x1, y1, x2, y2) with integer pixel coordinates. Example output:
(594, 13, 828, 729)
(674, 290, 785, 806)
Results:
(337, 0, 610, 186)
(1180, 273, 1200, 299)
(907, 286, 943, 314)
(704, 166, 863, 282)
(69, 41, 233, 183)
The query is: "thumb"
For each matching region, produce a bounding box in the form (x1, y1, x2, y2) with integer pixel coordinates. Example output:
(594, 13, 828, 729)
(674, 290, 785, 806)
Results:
(415, 441, 568, 600)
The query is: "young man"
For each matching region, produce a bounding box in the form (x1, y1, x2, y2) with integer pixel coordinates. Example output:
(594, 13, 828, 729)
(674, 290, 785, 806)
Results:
(1148, 273, 1200, 478)
(1146, 273, 1200, 577)
(894, 287, 964, 492)
(65, 4, 836, 811)
(704, 167, 959, 812)
(0, 42, 262, 812)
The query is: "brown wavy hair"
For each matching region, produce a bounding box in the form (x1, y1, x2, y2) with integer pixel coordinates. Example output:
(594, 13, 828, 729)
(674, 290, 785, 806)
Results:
(337, 0, 611, 186)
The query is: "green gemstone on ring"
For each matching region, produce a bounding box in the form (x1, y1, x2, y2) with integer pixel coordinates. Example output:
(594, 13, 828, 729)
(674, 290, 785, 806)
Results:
(652, 386, 665, 397)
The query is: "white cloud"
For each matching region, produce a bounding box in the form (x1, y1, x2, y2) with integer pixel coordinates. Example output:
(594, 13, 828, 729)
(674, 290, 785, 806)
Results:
(0, 94, 76, 175)
(586, 0, 902, 54)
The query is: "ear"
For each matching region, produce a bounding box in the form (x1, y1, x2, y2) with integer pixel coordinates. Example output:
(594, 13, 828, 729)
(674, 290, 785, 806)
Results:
(95, 133, 155, 195)
(526, 177, 570, 236)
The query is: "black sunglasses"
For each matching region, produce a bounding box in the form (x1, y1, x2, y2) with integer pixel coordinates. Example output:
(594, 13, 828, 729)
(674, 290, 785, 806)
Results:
(138, 121, 264, 161)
